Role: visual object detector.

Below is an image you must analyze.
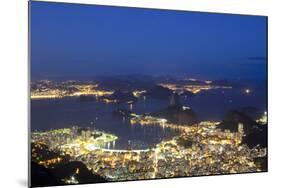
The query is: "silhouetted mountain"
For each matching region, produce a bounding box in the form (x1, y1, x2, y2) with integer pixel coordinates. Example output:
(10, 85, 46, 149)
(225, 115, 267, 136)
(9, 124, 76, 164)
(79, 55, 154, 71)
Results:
(240, 106, 263, 120)
(152, 104, 197, 125)
(31, 162, 62, 187)
(102, 90, 137, 103)
(219, 110, 267, 148)
(52, 161, 107, 184)
(31, 142, 107, 187)
(242, 125, 267, 148)
(146, 86, 173, 100)
(31, 161, 107, 187)
(219, 110, 259, 134)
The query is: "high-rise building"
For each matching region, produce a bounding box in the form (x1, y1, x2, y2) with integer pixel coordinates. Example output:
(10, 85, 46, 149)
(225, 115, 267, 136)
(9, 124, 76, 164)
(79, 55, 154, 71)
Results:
(238, 123, 244, 134)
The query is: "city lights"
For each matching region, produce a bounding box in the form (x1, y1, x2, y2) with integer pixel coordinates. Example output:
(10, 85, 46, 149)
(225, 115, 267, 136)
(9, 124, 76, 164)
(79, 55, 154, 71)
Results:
(31, 119, 267, 181)
(30, 79, 267, 183)
(245, 89, 251, 94)
(159, 83, 232, 94)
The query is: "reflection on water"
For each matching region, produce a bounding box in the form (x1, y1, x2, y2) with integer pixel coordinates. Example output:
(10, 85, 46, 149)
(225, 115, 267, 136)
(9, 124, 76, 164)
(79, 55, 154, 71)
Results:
(31, 98, 180, 149)
(31, 86, 266, 149)
(184, 86, 267, 121)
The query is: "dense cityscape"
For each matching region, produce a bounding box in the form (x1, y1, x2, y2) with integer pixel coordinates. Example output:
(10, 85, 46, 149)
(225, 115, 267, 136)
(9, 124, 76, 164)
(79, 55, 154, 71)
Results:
(31, 78, 268, 186)
(30, 2, 267, 187)
(32, 120, 266, 182)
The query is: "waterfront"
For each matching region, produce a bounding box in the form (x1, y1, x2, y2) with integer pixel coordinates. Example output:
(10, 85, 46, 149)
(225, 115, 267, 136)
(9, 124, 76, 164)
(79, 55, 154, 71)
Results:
(31, 82, 266, 150)
(31, 122, 266, 182)
(30, 2, 267, 186)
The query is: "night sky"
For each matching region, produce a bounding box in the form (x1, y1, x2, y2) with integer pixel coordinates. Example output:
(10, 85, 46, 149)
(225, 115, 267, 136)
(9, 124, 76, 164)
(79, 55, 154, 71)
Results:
(30, 1, 267, 81)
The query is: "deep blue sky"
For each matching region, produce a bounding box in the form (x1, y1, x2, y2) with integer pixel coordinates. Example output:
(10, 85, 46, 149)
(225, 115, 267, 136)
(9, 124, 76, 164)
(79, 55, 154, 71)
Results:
(31, 1, 267, 81)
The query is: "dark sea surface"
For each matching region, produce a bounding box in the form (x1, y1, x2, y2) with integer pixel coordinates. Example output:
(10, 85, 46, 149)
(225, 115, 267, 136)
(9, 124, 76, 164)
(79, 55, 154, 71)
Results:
(183, 84, 267, 121)
(31, 83, 267, 149)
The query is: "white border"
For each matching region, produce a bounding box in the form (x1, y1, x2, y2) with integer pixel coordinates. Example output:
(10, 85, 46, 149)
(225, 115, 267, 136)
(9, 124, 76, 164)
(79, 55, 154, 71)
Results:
(1, 0, 281, 188)
(34, 0, 270, 16)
